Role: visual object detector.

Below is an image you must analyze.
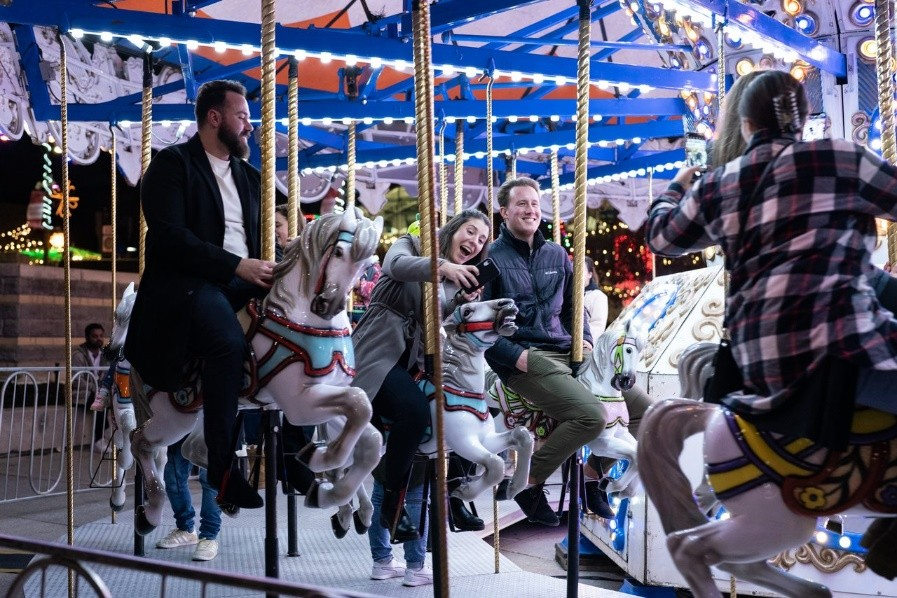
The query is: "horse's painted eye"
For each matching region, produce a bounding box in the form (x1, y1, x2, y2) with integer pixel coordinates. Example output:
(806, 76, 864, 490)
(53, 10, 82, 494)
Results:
(333, 245, 344, 258)
(463, 306, 472, 319)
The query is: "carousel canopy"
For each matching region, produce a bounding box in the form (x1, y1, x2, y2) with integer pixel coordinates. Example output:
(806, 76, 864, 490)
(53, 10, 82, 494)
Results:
(0, 0, 858, 225)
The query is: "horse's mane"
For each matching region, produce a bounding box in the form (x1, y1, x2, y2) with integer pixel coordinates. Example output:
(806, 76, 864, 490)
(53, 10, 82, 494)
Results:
(677, 342, 718, 399)
(268, 209, 382, 313)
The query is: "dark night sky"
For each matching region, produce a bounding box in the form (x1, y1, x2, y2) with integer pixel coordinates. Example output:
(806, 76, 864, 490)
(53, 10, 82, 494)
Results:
(0, 136, 141, 254)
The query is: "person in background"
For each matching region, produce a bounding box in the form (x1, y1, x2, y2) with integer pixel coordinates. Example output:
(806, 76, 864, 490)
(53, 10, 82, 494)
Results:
(72, 323, 111, 453)
(125, 79, 273, 510)
(582, 256, 608, 340)
(156, 436, 222, 561)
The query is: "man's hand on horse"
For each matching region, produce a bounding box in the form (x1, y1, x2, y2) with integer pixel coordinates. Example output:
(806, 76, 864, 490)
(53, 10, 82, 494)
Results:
(236, 258, 276, 289)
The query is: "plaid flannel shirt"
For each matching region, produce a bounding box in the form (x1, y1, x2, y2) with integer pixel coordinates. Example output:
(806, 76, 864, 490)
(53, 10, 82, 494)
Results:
(647, 131, 897, 416)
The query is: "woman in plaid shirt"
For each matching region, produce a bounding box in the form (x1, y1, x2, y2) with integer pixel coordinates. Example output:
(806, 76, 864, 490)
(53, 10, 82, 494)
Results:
(647, 70, 897, 448)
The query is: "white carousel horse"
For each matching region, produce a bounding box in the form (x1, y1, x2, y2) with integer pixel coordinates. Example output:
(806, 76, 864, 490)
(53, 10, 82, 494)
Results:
(128, 209, 385, 535)
(418, 298, 534, 502)
(486, 324, 647, 498)
(328, 298, 534, 539)
(576, 323, 645, 496)
(94, 282, 167, 512)
(638, 343, 897, 598)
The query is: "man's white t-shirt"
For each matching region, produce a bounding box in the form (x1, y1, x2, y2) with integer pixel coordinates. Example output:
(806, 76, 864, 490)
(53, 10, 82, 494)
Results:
(206, 151, 248, 258)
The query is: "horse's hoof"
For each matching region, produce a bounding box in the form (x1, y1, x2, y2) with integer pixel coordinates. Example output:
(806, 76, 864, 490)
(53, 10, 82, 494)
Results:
(353, 510, 369, 535)
(110, 498, 125, 513)
(220, 503, 241, 518)
(134, 506, 156, 536)
(494, 478, 512, 501)
(330, 513, 350, 540)
(304, 480, 322, 509)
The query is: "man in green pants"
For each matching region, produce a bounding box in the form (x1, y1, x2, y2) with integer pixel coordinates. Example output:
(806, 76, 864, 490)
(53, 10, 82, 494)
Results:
(482, 177, 605, 526)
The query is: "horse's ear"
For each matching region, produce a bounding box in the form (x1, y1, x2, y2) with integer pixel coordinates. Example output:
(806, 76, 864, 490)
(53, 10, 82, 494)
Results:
(373, 215, 384, 239)
(123, 281, 136, 299)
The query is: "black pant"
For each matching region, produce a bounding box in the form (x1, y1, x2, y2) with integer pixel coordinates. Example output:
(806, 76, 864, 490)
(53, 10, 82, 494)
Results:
(371, 365, 430, 493)
(186, 278, 265, 487)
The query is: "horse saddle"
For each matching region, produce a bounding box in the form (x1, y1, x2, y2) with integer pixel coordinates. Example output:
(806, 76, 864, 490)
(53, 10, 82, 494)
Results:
(708, 408, 897, 517)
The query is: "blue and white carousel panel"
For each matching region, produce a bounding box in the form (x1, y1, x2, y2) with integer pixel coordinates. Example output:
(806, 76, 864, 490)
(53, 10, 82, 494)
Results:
(581, 265, 897, 597)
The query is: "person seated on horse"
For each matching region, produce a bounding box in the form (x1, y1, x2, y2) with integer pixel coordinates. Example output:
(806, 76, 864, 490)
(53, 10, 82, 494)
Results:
(125, 80, 275, 510)
(352, 209, 491, 543)
(647, 69, 897, 456)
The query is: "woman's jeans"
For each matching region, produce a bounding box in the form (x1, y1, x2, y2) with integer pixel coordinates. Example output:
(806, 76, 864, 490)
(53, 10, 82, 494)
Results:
(368, 479, 427, 567)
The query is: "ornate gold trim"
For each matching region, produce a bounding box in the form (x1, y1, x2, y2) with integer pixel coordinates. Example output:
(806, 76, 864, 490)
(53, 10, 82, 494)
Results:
(772, 543, 867, 574)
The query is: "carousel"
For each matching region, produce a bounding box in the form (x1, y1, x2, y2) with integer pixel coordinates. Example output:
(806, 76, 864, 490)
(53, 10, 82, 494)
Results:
(0, 0, 894, 597)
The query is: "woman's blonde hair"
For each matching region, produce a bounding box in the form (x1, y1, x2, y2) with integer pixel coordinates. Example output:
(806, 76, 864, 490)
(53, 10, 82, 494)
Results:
(711, 70, 764, 167)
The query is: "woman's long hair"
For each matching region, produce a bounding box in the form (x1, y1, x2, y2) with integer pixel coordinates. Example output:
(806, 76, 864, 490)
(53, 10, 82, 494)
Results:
(711, 70, 763, 167)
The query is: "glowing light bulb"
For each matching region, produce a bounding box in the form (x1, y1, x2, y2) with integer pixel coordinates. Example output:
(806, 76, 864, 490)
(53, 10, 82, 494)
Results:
(213, 41, 226, 53)
(320, 52, 333, 64)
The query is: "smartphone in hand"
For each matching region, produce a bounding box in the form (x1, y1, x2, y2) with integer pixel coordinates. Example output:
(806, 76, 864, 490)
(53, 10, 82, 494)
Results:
(463, 258, 501, 293)
(685, 133, 709, 177)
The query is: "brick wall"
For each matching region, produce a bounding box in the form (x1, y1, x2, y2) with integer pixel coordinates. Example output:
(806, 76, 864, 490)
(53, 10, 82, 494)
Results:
(0, 263, 139, 367)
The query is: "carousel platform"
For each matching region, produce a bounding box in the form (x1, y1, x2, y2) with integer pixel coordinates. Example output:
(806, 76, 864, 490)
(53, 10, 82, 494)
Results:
(2, 479, 631, 598)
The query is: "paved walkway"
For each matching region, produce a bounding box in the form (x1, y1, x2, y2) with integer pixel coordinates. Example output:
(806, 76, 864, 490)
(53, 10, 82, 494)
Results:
(0, 471, 632, 597)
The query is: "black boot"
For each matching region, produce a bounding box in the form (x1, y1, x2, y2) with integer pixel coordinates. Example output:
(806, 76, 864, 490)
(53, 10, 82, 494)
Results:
(216, 466, 263, 510)
(381, 487, 420, 544)
(584, 480, 615, 518)
(449, 496, 485, 532)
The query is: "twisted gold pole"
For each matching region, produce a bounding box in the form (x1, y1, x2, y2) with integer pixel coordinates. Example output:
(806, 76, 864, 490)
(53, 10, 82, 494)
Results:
(412, 2, 449, 594)
(59, 30, 75, 546)
(139, 55, 152, 277)
(439, 119, 447, 226)
(109, 127, 120, 522)
(454, 123, 464, 215)
(110, 127, 118, 316)
(571, 0, 591, 366)
(260, 0, 277, 262)
(717, 22, 726, 108)
(875, 0, 897, 262)
(485, 75, 495, 240)
(550, 149, 562, 244)
(346, 122, 357, 212)
(288, 57, 302, 236)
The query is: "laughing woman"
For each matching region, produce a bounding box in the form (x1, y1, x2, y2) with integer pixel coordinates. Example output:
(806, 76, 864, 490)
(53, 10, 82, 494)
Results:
(352, 209, 490, 580)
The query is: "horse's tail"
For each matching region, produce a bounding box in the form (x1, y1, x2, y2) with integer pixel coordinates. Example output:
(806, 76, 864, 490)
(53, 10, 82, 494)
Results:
(637, 398, 716, 536)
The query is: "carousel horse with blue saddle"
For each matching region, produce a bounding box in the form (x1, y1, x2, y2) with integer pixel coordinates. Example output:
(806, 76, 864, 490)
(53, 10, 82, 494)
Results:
(120, 209, 384, 535)
(639, 341, 897, 598)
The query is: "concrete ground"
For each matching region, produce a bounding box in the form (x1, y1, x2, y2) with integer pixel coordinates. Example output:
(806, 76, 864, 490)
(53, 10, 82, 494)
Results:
(0, 468, 637, 597)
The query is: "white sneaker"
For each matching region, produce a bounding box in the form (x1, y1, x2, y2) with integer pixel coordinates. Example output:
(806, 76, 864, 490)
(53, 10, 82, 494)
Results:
(370, 557, 405, 580)
(192, 539, 219, 561)
(403, 565, 433, 587)
(156, 528, 198, 549)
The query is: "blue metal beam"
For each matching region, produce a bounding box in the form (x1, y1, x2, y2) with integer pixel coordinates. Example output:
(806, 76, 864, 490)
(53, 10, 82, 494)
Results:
(11, 25, 53, 115)
(551, 149, 685, 187)
(593, 28, 645, 62)
(0, 1, 714, 90)
(478, 6, 580, 51)
(32, 96, 689, 123)
(448, 32, 687, 53)
(299, 120, 681, 169)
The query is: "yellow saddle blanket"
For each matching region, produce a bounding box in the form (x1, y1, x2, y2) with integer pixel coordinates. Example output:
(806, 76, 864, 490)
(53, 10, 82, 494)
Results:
(707, 408, 897, 517)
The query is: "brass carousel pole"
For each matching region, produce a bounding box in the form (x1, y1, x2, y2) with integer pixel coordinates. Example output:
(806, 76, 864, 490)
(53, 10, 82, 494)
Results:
(454, 122, 464, 215)
(139, 54, 152, 277)
(485, 74, 495, 240)
(568, 1, 593, 595)
(412, 2, 449, 596)
(346, 122, 357, 212)
(875, 0, 897, 262)
(260, 0, 277, 263)
(109, 125, 120, 523)
(550, 149, 562, 244)
(57, 33, 77, 598)
(288, 57, 303, 236)
(439, 118, 448, 225)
